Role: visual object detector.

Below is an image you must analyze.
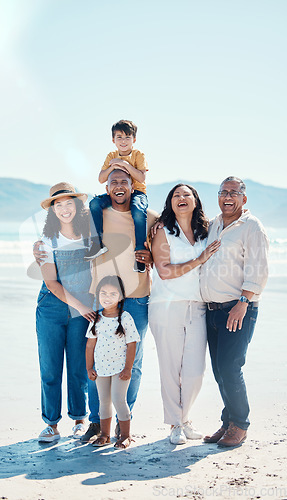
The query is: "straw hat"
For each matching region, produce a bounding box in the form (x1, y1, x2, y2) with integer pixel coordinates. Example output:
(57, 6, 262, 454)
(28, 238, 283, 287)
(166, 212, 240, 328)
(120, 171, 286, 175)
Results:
(40, 182, 88, 210)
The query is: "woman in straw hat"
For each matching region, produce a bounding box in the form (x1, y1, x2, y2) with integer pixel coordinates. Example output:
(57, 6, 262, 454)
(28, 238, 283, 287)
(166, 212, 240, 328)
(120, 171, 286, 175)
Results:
(36, 182, 96, 443)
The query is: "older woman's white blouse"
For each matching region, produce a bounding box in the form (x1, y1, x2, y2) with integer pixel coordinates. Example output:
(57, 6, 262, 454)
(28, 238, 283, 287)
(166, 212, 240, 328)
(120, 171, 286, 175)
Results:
(149, 226, 206, 303)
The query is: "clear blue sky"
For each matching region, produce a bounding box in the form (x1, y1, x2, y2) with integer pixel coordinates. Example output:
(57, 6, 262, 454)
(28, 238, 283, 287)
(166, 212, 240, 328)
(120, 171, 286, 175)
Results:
(1, 0, 287, 193)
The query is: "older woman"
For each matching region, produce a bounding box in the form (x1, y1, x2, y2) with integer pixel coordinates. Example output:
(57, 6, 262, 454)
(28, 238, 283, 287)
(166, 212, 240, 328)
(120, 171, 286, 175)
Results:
(149, 184, 220, 445)
(36, 182, 96, 442)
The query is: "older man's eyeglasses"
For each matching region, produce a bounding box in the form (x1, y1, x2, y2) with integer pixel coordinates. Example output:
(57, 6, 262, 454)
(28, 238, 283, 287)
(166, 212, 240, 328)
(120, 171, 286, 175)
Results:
(218, 190, 243, 198)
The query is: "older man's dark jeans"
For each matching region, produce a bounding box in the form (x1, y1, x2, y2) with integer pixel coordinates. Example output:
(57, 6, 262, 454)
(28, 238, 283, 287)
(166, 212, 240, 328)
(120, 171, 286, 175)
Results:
(206, 303, 258, 431)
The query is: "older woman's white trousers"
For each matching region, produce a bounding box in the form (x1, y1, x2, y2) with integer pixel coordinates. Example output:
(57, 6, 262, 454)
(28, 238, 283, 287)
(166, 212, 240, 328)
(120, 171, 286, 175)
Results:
(149, 300, 207, 426)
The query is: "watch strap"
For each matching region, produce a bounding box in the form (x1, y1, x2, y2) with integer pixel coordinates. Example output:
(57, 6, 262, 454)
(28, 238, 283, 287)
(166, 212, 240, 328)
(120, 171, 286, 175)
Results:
(239, 295, 250, 304)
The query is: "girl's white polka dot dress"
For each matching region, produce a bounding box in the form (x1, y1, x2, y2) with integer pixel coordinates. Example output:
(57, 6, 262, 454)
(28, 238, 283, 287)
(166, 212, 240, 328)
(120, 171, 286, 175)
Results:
(86, 311, 140, 376)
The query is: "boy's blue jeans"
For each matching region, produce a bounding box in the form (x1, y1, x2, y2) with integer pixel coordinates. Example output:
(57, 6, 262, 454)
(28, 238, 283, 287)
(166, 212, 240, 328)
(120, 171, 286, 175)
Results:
(89, 190, 148, 251)
(206, 302, 258, 431)
(88, 296, 149, 423)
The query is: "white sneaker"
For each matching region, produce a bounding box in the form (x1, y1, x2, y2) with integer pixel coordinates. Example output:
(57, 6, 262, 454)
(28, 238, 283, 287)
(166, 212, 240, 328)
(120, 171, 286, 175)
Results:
(38, 426, 60, 443)
(169, 425, 187, 445)
(72, 423, 85, 439)
(183, 421, 203, 440)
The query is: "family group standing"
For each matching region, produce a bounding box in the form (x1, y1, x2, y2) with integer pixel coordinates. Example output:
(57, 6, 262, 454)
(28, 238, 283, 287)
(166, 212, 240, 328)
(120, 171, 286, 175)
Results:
(34, 119, 269, 450)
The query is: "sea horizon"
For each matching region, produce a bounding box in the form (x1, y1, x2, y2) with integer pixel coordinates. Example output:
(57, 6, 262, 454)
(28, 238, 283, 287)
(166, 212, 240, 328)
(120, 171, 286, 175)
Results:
(1, 221, 287, 278)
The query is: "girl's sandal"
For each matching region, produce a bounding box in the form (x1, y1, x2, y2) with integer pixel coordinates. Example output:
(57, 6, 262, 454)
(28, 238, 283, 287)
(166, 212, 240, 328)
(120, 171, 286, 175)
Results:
(114, 436, 134, 449)
(92, 434, 111, 447)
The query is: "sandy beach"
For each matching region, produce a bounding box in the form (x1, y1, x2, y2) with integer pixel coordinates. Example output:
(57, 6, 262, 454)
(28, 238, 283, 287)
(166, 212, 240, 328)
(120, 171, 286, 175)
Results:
(0, 246, 286, 500)
(1, 0, 287, 495)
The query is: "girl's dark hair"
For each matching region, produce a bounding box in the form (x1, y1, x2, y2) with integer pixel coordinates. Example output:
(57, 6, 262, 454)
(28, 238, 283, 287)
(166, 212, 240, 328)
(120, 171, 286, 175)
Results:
(160, 184, 209, 241)
(91, 275, 126, 338)
(42, 197, 89, 239)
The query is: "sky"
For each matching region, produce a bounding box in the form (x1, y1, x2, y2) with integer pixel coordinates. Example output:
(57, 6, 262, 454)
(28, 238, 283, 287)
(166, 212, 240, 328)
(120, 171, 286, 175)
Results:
(1, 0, 287, 194)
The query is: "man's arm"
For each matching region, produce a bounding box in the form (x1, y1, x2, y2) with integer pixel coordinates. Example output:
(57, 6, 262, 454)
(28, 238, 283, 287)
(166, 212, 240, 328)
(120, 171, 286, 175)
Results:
(242, 228, 269, 295)
(226, 225, 269, 332)
(33, 240, 48, 265)
(226, 290, 254, 332)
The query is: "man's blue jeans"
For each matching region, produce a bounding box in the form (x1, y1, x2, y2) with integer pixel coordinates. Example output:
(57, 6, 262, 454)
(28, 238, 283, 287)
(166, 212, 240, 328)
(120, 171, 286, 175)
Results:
(206, 302, 258, 430)
(88, 296, 149, 423)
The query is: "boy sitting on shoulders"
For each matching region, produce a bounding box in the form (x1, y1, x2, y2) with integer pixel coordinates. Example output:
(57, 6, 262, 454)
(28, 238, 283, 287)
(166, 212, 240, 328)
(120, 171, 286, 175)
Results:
(85, 119, 148, 273)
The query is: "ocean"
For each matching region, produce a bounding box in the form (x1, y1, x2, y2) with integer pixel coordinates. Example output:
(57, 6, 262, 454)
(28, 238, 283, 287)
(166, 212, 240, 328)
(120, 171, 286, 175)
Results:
(1, 220, 287, 279)
(0, 220, 286, 340)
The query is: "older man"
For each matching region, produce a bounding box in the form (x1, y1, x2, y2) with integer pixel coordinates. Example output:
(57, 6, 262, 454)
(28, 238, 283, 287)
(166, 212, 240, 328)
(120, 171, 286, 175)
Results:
(82, 169, 157, 442)
(200, 176, 268, 447)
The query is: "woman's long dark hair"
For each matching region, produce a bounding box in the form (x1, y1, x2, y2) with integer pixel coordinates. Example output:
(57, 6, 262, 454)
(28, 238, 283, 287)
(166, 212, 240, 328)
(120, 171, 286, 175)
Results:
(42, 197, 89, 239)
(160, 184, 209, 241)
(91, 275, 126, 338)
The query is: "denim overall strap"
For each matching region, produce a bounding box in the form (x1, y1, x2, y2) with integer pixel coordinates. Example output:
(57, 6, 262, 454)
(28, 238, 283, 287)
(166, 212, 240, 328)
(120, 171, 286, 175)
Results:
(52, 235, 58, 249)
(83, 237, 90, 249)
(53, 245, 93, 315)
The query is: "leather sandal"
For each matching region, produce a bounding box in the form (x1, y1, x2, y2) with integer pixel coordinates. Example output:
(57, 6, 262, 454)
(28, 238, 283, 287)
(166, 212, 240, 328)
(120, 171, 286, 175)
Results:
(114, 436, 134, 449)
(92, 434, 111, 447)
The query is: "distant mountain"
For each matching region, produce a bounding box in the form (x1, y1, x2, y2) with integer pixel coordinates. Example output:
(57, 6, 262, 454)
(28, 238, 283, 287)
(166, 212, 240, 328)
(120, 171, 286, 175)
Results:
(0, 177, 286, 227)
(0, 178, 49, 222)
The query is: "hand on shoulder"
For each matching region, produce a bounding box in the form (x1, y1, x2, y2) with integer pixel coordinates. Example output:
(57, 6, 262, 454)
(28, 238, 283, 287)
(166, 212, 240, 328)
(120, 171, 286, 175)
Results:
(150, 220, 164, 239)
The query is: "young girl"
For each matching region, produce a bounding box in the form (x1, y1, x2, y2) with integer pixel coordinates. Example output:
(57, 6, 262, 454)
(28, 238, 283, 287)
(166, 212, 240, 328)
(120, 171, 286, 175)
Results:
(86, 275, 140, 449)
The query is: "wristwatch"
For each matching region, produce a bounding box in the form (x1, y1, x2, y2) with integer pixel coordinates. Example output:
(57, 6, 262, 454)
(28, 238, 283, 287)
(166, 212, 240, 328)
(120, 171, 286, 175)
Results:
(239, 295, 250, 304)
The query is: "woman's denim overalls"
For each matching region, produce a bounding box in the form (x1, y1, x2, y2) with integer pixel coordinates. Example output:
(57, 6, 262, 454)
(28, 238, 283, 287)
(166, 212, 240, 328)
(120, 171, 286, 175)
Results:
(36, 236, 92, 426)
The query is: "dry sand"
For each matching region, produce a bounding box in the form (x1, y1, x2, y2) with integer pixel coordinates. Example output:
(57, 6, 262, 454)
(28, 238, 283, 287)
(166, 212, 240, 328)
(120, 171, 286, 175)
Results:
(0, 274, 286, 499)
